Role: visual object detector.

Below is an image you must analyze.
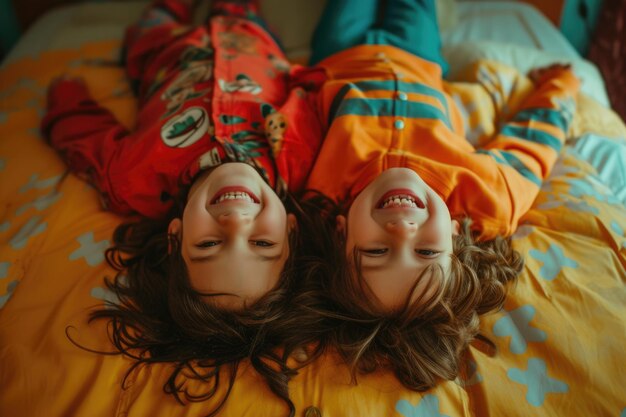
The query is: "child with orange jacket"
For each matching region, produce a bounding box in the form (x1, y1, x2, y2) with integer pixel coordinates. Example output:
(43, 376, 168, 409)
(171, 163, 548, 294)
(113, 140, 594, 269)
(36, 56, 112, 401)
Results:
(278, 0, 579, 391)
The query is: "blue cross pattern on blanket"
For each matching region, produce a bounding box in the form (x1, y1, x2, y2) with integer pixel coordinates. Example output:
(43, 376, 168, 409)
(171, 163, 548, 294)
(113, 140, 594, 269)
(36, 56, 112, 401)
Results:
(68, 232, 109, 266)
(9, 216, 47, 250)
(19, 173, 62, 194)
(528, 243, 579, 281)
(492, 305, 547, 354)
(91, 275, 125, 306)
(564, 177, 621, 205)
(15, 191, 62, 216)
(0, 262, 9, 279)
(507, 358, 569, 407)
(610, 221, 626, 249)
(91, 286, 119, 307)
(0, 280, 18, 309)
(395, 395, 450, 417)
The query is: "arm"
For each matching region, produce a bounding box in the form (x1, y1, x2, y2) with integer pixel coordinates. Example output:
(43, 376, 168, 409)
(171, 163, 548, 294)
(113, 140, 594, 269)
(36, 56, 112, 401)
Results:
(443, 66, 580, 239)
(480, 65, 579, 186)
(274, 66, 328, 193)
(41, 76, 131, 213)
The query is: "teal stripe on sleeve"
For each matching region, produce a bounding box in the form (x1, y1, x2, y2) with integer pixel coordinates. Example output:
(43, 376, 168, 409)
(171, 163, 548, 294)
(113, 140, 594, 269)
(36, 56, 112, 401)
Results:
(500, 124, 563, 152)
(512, 108, 570, 131)
(476, 149, 542, 186)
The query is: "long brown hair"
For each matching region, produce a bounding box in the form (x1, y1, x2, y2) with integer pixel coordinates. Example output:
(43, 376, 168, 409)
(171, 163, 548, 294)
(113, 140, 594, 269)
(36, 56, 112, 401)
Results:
(82, 191, 334, 417)
(296, 196, 524, 391)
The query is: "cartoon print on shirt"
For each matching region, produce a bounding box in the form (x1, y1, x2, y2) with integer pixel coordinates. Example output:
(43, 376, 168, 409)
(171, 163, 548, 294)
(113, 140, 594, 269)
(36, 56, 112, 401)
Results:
(266, 53, 290, 78)
(160, 45, 215, 116)
(261, 103, 286, 156)
(160, 106, 210, 148)
(218, 29, 259, 59)
(218, 74, 262, 95)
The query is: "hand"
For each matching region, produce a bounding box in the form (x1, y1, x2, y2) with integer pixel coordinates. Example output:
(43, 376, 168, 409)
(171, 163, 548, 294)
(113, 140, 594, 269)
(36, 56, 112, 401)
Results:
(49, 74, 86, 89)
(47, 74, 90, 109)
(528, 63, 572, 85)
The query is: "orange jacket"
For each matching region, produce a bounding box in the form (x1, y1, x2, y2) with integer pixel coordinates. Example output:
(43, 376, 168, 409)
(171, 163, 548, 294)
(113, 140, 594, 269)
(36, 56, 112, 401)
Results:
(292, 45, 579, 239)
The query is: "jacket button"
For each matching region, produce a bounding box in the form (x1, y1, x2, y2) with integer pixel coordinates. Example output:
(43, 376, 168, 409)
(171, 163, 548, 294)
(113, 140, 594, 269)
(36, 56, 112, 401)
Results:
(397, 91, 408, 101)
(394, 119, 405, 130)
(304, 406, 322, 417)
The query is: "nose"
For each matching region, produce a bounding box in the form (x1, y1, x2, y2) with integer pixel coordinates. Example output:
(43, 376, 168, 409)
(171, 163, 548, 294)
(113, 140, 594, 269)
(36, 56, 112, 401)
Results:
(385, 220, 418, 237)
(217, 211, 252, 232)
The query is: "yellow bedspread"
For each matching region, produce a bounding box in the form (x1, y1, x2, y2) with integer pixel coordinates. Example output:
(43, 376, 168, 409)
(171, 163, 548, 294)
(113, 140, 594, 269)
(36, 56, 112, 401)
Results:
(1, 40, 625, 417)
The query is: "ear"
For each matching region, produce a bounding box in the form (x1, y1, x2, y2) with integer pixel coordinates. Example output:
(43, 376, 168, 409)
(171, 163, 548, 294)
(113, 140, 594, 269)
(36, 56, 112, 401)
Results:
(336, 215, 347, 237)
(287, 213, 297, 233)
(168, 218, 182, 254)
(451, 219, 460, 236)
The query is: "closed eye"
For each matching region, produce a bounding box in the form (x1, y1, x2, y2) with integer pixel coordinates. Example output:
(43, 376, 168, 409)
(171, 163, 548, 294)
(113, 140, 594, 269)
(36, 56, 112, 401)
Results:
(415, 249, 440, 257)
(250, 240, 276, 247)
(359, 248, 388, 256)
(196, 240, 221, 248)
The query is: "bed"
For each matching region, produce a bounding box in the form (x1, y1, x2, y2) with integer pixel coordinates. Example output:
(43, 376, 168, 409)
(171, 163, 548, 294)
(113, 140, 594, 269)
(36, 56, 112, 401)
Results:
(1, 1, 625, 416)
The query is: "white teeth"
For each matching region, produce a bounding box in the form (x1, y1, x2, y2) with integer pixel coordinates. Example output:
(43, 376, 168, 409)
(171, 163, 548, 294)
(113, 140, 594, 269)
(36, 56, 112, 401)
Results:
(215, 192, 255, 204)
(381, 194, 418, 208)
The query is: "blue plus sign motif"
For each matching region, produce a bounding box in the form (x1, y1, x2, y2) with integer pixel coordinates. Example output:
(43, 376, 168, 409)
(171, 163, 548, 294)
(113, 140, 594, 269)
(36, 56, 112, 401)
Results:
(507, 358, 568, 406)
(610, 221, 626, 249)
(91, 286, 120, 307)
(0, 262, 9, 279)
(493, 305, 547, 354)
(90, 275, 125, 307)
(395, 395, 450, 417)
(0, 280, 19, 308)
(537, 194, 600, 214)
(69, 232, 109, 266)
(15, 191, 62, 216)
(19, 173, 62, 194)
(9, 216, 47, 249)
(565, 177, 620, 205)
(528, 243, 578, 281)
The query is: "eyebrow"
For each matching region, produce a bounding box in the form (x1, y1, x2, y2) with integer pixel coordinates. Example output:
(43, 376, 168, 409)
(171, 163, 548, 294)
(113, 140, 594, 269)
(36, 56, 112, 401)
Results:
(189, 253, 283, 263)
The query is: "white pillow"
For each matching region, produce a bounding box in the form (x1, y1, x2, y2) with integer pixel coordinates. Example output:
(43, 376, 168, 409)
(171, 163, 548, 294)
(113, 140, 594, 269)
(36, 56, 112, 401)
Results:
(442, 40, 610, 107)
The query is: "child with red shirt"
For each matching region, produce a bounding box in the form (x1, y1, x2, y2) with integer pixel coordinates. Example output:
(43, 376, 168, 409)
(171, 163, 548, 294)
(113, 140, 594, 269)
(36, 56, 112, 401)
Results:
(41, 0, 323, 413)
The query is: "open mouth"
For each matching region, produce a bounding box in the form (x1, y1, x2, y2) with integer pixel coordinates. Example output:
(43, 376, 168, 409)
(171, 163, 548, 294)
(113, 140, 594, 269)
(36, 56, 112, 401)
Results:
(376, 189, 425, 209)
(211, 186, 260, 204)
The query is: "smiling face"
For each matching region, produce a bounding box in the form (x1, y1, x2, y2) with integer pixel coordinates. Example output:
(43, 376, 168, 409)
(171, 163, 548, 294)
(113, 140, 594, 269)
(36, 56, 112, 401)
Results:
(339, 168, 459, 312)
(168, 163, 295, 310)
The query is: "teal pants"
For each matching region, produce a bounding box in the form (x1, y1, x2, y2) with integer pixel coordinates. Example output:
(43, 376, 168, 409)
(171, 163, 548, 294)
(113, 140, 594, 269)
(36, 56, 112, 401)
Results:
(310, 0, 448, 75)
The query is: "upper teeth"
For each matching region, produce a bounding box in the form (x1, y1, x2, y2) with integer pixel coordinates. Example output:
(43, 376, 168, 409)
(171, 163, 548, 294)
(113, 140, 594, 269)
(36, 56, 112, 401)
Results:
(215, 192, 255, 204)
(381, 194, 418, 208)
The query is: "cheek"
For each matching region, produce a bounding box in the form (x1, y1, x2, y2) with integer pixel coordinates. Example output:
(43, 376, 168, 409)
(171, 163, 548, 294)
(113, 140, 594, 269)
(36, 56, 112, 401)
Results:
(346, 205, 375, 243)
(261, 205, 288, 233)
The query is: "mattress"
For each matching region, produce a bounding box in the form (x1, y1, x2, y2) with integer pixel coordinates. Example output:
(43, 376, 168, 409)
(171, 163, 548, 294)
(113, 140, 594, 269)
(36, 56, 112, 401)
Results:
(1, 1, 625, 416)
